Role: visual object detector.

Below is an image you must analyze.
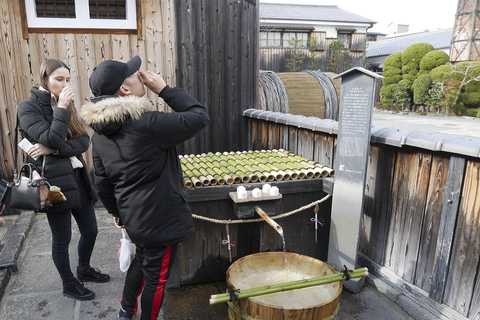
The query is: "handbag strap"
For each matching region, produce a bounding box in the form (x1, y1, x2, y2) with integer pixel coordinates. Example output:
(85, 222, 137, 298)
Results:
(14, 117, 46, 178)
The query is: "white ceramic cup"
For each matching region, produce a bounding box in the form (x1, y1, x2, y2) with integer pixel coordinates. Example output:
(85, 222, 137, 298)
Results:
(262, 184, 271, 193)
(270, 186, 279, 196)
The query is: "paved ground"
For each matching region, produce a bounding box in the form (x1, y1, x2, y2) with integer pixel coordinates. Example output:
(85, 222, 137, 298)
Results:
(372, 109, 480, 142)
(0, 208, 425, 319)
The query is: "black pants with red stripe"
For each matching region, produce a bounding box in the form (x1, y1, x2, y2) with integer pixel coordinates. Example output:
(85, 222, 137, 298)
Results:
(121, 243, 177, 320)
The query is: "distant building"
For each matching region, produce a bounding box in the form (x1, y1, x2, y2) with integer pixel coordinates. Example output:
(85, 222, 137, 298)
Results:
(366, 28, 452, 73)
(259, 3, 376, 73)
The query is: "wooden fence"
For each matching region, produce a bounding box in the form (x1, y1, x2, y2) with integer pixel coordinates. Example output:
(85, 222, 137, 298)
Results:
(245, 113, 480, 320)
(0, 0, 258, 181)
(175, 0, 258, 155)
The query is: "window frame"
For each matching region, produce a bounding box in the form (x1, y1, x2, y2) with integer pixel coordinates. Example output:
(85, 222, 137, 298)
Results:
(259, 30, 310, 48)
(20, 0, 143, 40)
(337, 32, 352, 49)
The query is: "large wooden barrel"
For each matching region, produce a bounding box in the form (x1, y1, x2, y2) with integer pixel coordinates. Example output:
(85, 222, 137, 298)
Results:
(226, 252, 341, 320)
(276, 72, 341, 118)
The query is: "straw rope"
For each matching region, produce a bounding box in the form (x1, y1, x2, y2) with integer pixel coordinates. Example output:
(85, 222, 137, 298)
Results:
(191, 194, 331, 225)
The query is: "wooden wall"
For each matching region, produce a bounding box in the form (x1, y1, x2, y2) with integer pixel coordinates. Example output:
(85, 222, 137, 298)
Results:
(0, 0, 176, 179)
(260, 38, 366, 73)
(246, 115, 480, 320)
(0, 0, 258, 180)
(175, 0, 258, 155)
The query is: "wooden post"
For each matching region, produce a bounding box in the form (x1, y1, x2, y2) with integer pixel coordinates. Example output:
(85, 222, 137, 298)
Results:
(429, 156, 465, 302)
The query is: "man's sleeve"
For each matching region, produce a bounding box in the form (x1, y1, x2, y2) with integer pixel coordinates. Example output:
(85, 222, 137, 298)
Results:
(149, 86, 210, 148)
(92, 148, 119, 217)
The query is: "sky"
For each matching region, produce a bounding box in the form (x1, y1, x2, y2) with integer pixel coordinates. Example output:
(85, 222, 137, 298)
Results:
(260, 0, 459, 34)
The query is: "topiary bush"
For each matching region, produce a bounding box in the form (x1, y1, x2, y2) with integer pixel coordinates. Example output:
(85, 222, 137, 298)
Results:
(427, 81, 446, 112)
(412, 74, 432, 105)
(401, 43, 434, 84)
(380, 84, 397, 109)
(382, 52, 403, 86)
(420, 50, 450, 72)
(393, 81, 412, 110)
(430, 64, 453, 82)
(464, 108, 479, 117)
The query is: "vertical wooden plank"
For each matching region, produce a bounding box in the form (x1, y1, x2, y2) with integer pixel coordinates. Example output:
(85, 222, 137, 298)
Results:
(443, 160, 480, 316)
(259, 121, 268, 149)
(429, 156, 465, 302)
(384, 149, 432, 282)
(287, 126, 298, 154)
(250, 119, 259, 150)
(415, 154, 449, 292)
(267, 123, 283, 150)
(297, 128, 314, 160)
(313, 133, 334, 168)
(359, 144, 396, 265)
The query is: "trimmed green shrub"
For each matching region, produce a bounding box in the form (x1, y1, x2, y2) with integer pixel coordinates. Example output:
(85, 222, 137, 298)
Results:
(464, 108, 479, 117)
(382, 52, 402, 86)
(393, 81, 411, 110)
(458, 92, 480, 106)
(452, 103, 467, 115)
(412, 74, 432, 105)
(380, 84, 396, 109)
(427, 82, 445, 112)
(401, 43, 434, 85)
(430, 64, 453, 82)
(401, 43, 435, 67)
(419, 50, 450, 72)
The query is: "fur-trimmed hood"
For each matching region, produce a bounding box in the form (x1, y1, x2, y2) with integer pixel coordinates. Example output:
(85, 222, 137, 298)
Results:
(80, 95, 155, 136)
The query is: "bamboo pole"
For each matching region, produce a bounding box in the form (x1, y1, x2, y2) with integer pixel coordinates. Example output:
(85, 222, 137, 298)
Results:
(209, 268, 368, 305)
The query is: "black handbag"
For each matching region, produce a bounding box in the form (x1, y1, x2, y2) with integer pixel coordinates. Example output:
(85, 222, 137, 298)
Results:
(9, 119, 52, 212)
(10, 162, 51, 212)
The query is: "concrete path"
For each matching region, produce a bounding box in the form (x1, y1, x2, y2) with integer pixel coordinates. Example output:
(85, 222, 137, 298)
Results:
(0, 208, 419, 319)
(372, 109, 480, 142)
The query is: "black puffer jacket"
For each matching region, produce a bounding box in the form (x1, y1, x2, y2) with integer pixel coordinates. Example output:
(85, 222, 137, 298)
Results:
(80, 86, 210, 246)
(17, 87, 98, 213)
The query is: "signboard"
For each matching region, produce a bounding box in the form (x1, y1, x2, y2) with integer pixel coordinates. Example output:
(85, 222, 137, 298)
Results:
(328, 68, 382, 271)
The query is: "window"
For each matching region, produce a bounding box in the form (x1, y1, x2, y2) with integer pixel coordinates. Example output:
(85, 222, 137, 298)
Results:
(24, 0, 136, 29)
(283, 32, 308, 48)
(337, 33, 352, 49)
(260, 31, 281, 47)
(260, 31, 309, 48)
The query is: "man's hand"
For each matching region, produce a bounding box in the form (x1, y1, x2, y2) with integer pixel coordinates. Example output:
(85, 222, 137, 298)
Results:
(139, 70, 166, 95)
(113, 216, 125, 229)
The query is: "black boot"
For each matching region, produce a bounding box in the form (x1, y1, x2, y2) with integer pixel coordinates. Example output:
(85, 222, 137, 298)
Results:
(63, 278, 95, 300)
(77, 266, 110, 283)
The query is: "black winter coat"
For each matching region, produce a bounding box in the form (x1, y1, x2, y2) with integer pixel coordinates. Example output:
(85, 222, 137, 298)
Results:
(17, 87, 98, 213)
(80, 86, 210, 246)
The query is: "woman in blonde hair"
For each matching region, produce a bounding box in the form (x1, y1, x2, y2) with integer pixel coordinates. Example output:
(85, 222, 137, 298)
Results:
(17, 59, 109, 300)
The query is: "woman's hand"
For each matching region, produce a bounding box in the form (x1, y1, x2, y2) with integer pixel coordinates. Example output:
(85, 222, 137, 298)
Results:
(57, 86, 75, 109)
(28, 143, 56, 158)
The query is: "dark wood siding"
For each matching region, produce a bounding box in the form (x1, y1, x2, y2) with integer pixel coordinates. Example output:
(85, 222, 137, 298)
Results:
(244, 113, 480, 319)
(175, 0, 258, 154)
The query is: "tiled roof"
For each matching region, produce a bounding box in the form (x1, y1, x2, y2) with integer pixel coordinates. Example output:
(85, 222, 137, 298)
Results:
(366, 28, 453, 58)
(260, 3, 376, 24)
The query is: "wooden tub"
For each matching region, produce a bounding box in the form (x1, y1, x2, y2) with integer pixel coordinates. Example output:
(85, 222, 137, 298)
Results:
(226, 252, 341, 320)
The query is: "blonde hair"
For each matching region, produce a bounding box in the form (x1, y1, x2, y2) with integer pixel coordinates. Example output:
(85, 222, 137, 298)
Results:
(39, 59, 85, 139)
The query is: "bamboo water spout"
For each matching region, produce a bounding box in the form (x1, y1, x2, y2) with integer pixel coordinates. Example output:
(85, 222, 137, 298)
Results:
(210, 267, 368, 305)
(255, 206, 283, 236)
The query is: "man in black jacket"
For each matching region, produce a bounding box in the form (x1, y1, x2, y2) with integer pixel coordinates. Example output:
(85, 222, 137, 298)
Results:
(80, 56, 209, 320)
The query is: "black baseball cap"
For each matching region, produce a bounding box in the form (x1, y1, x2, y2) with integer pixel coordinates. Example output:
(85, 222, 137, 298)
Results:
(89, 55, 142, 97)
